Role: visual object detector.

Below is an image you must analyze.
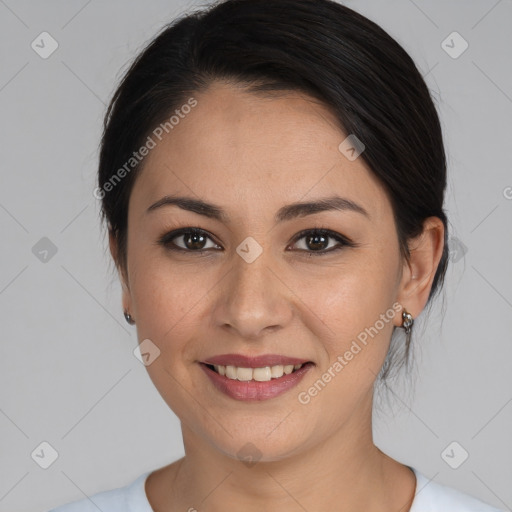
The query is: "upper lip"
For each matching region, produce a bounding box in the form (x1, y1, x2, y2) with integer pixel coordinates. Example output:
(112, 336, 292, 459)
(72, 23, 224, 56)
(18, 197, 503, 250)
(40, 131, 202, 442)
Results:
(202, 354, 311, 368)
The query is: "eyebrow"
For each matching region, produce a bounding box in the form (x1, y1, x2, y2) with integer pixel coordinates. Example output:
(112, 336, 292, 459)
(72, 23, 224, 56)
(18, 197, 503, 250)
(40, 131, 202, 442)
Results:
(146, 194, 370, 223)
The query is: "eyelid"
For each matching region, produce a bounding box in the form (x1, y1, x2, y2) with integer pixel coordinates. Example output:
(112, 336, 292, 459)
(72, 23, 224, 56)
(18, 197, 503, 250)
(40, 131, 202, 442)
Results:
(288, 227, 355, 254)
(157, 227, 221, 252)
(158, 226, 355, 255)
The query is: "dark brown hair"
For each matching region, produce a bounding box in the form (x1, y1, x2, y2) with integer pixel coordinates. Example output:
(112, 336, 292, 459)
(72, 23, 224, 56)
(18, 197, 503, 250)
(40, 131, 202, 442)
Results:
(97, 0, 449, 382)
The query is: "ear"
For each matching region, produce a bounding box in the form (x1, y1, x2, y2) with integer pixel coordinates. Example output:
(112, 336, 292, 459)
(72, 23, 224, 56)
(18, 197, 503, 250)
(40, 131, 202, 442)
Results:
(108, 230, 133, 316)
(393, 216, 445, 326)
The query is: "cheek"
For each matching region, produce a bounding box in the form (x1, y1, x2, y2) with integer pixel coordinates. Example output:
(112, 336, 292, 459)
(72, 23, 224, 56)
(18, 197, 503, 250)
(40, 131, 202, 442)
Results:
(308, 252, 400, 369)
(128, 250, 231, 370)
(128, 250, 202, 336)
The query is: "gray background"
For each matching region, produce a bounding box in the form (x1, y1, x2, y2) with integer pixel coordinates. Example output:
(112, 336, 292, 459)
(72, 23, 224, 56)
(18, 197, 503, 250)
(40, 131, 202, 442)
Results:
(0, 1, 511, 511)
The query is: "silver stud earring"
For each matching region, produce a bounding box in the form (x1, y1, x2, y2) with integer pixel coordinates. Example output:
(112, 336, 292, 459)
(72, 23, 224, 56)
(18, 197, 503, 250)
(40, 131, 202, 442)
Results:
(401, 309, 413, 335)
(124, 310, 135, 325)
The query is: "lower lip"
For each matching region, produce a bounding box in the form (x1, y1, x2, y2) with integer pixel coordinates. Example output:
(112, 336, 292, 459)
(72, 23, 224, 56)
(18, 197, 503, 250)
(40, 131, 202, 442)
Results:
(200, 362, 313, 401)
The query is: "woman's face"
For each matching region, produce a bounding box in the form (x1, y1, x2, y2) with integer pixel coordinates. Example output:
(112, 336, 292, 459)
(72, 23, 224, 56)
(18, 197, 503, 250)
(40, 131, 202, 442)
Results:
(118, 82, 414, 461)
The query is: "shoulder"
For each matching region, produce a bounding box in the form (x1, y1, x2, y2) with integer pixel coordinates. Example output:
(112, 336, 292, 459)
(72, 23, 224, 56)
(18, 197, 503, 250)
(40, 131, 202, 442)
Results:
(46, 472, 152, 512)
(410, 467, 506, 512)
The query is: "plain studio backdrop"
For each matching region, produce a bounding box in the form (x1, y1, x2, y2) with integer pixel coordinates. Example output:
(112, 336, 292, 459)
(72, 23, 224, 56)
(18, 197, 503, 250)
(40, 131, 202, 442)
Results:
(0, 1, 511, 511)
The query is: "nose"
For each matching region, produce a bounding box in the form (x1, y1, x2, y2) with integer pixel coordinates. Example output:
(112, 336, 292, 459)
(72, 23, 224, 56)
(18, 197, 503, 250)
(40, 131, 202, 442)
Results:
(212, 247, 294, 340)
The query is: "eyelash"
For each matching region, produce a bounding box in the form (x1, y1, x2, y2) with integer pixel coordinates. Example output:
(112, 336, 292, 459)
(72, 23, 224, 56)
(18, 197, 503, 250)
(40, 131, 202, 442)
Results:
(157, 226, 356, 256)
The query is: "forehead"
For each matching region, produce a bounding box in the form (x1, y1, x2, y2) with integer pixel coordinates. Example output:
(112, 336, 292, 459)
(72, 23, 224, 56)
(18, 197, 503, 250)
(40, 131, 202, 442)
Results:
(130, 82, 391, 223)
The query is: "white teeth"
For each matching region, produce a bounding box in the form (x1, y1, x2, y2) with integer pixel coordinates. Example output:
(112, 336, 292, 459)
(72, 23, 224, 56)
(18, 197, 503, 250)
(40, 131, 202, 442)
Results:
(270, 365, 284, 378)
(236, 367, 253, 381)
(226, 365, 237, 379)
(253, 367, 272, 381)
(209, 363, 305, 382)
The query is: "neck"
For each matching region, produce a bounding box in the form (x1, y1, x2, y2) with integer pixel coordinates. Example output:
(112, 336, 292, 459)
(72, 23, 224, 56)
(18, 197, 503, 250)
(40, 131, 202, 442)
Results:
(147, 395, 416, 511)
(187, 431, 380, 509)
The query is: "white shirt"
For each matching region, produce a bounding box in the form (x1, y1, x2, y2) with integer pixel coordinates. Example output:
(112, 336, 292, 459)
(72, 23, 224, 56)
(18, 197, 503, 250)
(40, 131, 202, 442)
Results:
(47, 466, 506, 511)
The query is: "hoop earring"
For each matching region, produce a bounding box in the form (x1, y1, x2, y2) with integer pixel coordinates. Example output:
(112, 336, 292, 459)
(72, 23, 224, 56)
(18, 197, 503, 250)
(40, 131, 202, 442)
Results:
(401, 309, 413, 335)
(123, 310, 135, 325)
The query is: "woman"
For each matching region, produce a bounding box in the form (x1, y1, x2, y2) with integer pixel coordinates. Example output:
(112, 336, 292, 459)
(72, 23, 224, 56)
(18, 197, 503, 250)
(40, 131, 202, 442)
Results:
(49, 0, 504, 510)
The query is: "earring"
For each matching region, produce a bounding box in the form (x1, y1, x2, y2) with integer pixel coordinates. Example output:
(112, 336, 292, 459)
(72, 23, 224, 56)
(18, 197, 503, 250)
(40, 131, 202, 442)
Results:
(401, 309, 413, 335)
(123, 310, 135, 325)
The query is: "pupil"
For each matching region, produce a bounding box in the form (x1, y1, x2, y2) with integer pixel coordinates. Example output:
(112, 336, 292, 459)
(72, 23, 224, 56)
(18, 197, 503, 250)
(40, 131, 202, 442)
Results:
(307, 234, 327, 251)
(186, 232, 206, 250)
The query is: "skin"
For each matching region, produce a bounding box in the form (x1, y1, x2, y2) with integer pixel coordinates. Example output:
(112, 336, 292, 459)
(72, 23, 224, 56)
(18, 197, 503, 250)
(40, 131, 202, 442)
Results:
(109, 81, 445, 512)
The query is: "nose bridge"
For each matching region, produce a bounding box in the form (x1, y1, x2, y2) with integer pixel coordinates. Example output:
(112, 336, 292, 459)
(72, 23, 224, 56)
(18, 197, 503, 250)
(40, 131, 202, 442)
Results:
(215, 243, 292, 338)
(233, 248, 270, 299)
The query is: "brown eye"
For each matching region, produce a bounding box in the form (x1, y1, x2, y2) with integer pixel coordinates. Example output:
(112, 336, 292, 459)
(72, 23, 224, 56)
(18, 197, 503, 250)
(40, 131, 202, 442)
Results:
(158, 227, 354, 256)
(303, 232, 329, 251)
(291, 229, 354, 255)
(159, 228, 221, 252)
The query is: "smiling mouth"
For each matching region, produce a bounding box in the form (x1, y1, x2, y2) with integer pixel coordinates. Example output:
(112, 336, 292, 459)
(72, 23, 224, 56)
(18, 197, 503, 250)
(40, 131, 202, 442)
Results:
(203, 362, 312, 382)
